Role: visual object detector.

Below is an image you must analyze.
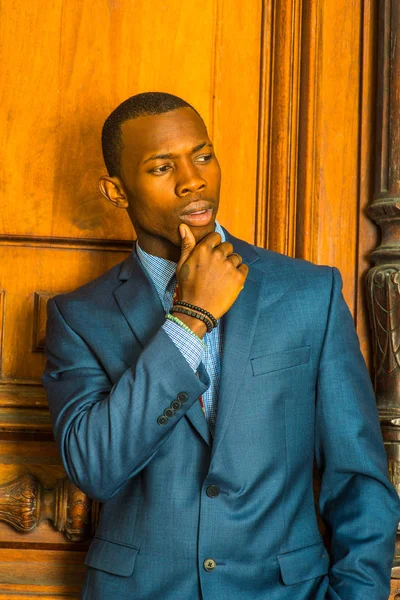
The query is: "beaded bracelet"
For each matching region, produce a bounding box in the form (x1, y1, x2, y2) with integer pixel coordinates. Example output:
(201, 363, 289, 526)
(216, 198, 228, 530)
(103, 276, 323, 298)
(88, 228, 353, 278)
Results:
(172, 301, 218, 328)
(170, 306, 214, 333)
(165, 313, 207, 349)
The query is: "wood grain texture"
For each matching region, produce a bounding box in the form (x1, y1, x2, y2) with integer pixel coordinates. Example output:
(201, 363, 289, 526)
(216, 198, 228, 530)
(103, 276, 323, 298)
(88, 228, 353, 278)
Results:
(0, 1, 264, 594)
(212, 0, 263, 243)
(0, 548, 86, 591)
(255, 0, 273, 250)
(32, 294, 54, 353)
(0, 0, 261, 245)
(258, 0, 375, 333)
(355, 0, 378, 368)
(260, 0, 303, 256)
(294, 0, 364, 314)
(0, 246, 129, 384)
(0, 292, 4, 378)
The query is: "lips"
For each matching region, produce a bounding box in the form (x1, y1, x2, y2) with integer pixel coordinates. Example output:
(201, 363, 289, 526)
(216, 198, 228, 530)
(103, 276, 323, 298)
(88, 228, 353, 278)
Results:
(179, 201, 214, 227)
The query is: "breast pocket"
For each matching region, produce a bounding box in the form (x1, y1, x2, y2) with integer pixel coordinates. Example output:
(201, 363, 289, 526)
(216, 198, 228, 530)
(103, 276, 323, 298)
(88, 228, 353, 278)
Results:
(251, 345, 311, 376)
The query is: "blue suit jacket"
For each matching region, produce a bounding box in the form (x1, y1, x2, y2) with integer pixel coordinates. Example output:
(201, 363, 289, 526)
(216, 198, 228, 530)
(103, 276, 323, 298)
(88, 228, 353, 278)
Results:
(43, 231, 399, 599)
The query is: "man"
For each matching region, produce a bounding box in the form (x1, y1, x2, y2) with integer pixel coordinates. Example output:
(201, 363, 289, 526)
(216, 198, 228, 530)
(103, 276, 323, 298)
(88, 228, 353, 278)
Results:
(43, 92, 399, 599)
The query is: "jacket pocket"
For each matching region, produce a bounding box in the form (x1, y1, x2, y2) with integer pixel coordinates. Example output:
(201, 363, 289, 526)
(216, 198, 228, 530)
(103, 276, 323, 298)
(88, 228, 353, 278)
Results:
(251, 345, 311, 376)
(84, 536, 139, 577)
(277, 542, 330, 585)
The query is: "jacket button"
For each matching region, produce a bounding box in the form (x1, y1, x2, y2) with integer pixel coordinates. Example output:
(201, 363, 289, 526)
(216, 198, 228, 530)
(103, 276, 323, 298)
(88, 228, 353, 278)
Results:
(203, 558, 216, 572)
(157, 415, 168, 426)
(177, 392, 188, 403)
(164, 408, 174, 418)
(170, 400, 181, 410)
(206, 485, 220, 498)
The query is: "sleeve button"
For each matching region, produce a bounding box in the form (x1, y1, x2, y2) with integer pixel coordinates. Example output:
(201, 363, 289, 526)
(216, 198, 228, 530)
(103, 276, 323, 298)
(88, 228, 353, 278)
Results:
(157, 415, 168, 426)
(164, 408, 174, 418)
(170, 400, 181, 410)
(177, 392, 188, 403)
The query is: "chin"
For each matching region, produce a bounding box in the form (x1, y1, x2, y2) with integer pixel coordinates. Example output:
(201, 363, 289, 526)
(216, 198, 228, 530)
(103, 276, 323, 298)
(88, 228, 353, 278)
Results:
(192, 221, 217, 243)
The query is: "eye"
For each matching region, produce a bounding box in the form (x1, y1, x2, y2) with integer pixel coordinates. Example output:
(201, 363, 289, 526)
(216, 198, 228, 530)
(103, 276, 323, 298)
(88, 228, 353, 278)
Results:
(195, 153, 213, 163)
(150, 164, 173, 175)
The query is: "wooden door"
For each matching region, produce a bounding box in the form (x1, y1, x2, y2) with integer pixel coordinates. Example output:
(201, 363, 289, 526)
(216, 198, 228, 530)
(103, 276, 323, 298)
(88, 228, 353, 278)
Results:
(0, 0, 262, 596)
(1, 0, 398, 597)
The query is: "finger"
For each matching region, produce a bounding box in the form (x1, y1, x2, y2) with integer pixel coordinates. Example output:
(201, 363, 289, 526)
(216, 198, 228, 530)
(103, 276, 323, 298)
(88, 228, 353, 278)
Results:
(215, 241, 233, 257)
(228, 252, 242, 267)
(237, 263, 249, 278)
(177, 224, 196, 271)
(198, 231, 222, 249)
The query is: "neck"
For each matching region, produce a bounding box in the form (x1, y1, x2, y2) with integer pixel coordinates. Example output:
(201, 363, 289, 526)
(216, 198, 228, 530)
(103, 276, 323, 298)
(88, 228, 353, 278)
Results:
(136, 235, 180, 262)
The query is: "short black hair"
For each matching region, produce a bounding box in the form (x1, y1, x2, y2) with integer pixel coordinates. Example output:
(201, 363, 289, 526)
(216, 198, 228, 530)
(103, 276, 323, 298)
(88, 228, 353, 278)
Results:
(101, 92, 201, 177)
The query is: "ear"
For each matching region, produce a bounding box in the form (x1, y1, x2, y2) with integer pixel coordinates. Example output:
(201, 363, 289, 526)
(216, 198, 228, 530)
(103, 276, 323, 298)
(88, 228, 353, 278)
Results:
(99, 176, 129, 209)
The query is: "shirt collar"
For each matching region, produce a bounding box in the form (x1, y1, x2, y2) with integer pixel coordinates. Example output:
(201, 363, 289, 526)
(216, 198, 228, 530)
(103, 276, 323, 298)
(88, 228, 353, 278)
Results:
(136, 221, 225, 299)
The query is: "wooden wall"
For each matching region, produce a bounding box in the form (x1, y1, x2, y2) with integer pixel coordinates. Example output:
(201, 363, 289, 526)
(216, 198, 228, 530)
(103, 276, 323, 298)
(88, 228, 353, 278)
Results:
(0, 0, 396, 597)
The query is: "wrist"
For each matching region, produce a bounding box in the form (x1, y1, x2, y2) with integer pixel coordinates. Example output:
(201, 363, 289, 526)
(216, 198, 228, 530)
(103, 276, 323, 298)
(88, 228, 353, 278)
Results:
(176, 313, 207, 339)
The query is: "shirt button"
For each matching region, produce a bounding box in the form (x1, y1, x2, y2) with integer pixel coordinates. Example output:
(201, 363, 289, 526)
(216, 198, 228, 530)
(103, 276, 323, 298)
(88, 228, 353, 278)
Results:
(177, 392, 188, 403)
(157, 415, 168, 426)
(206, 485, 220, 498)
(203, 558, 216, 572)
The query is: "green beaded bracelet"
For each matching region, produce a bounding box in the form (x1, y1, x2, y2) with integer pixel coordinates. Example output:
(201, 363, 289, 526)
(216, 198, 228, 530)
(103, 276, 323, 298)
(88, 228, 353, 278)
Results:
(165, 313, 207, 349)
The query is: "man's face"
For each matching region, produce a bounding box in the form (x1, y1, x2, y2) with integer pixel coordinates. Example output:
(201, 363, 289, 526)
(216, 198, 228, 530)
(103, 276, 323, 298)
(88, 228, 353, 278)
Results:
(118, 107, 221, 260)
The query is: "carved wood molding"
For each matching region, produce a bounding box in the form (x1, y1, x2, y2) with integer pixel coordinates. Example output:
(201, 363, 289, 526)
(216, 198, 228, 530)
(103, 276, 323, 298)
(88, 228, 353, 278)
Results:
(0, 234, 133, 253)
(0, 473, 97, 541)
(367, 0, 400, 575)
(32, 292, 54, 353)
(256, 0, 303, 255)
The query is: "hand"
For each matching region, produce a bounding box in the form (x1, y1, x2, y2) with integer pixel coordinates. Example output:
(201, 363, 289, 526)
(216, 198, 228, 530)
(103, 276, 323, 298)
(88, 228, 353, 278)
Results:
(175, 225, 249, 327)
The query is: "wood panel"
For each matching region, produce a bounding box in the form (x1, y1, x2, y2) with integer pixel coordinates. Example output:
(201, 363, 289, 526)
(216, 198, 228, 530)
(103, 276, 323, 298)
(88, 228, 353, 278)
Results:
(0, 246, 128, 384)
(0, 549, 86, 597)
(0, 0, 261, 245)
(259, 0, 377, 366)
(212, 0, 263, 242)
(0, 0, 264, 596)
(256, 0, 303, 256)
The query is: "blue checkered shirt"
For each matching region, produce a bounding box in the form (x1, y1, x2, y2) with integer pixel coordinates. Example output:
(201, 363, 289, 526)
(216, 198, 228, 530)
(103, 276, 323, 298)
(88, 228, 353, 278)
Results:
(135, 223, 224, 435)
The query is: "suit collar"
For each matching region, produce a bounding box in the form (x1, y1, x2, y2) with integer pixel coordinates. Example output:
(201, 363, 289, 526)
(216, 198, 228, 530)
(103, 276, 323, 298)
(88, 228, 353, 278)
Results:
(223, 228, 261, 267)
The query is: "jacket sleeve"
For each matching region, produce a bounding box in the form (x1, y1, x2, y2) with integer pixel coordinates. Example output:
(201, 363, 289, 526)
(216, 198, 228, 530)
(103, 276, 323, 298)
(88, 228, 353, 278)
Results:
(315, 267, 400, 599)
(42, 297, 209, 502)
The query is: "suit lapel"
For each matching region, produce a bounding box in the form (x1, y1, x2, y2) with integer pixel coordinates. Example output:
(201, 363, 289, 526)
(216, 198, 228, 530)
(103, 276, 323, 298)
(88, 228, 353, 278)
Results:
(211, 232, 293, 457)
(212, 260, 264, 457)
(210, 234, 264, 457)
(113, 253, 166, 347)
(113, 251, 211, 446)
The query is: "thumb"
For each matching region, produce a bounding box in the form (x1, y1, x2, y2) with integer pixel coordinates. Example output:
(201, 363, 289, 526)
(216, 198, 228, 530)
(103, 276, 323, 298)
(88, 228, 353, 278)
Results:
(176, 224, 196, 271)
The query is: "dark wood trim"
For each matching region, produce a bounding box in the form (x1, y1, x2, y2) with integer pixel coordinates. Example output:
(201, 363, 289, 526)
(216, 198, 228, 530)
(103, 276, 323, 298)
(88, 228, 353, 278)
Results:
(366, 0, 400, 574)
(0, 234, 134, 253)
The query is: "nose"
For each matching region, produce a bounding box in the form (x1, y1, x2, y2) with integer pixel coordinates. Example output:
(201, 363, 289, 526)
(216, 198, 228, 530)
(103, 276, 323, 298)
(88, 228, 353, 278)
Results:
(175, 161, 207, 196)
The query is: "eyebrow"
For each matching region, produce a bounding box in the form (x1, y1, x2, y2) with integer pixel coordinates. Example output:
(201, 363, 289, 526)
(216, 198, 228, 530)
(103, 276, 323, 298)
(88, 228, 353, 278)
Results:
(143, 142, 213, 164)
